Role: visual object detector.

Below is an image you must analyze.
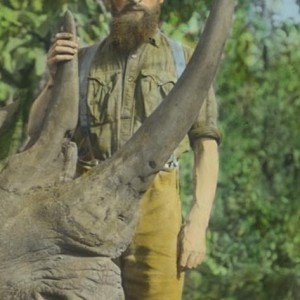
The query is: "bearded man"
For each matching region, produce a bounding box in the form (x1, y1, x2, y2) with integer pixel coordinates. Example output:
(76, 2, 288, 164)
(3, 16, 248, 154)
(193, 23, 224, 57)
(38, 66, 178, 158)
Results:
(28, 0, 221, 299)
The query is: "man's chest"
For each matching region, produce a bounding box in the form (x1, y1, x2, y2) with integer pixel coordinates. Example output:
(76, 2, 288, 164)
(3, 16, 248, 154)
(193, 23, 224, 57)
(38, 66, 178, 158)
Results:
(87, 43, 178, 124)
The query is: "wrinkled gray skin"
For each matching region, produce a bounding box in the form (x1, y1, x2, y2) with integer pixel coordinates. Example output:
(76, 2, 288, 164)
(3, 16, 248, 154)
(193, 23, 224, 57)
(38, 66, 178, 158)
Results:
(0, 1, 235, 299)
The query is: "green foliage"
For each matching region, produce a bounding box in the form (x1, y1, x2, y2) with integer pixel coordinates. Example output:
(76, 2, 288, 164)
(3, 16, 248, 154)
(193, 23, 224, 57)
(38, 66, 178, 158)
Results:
(1, 0, 299, 298)
(161, 0, 210, 44)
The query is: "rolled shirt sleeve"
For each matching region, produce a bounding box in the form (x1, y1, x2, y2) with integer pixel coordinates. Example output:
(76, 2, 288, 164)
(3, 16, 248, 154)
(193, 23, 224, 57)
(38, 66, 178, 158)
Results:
(188, 86, 222, 146)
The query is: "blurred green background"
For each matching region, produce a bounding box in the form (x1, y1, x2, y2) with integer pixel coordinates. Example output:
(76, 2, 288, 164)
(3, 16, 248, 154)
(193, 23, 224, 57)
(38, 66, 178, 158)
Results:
(0, 0, 299, 299)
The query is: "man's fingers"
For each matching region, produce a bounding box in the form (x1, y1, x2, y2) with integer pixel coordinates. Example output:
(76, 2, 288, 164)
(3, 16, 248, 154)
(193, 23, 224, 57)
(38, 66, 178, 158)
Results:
(180, 250, 206, 270)
(49, 40, 79, 55)
(50, 33, 79, 52)
(47, 32, 79, 80)
(54, 32, 74, 40)
(48, 55, 75, 65)
(186, 254, 196, 269)
(55, 39, 79, 48)
(51, 45, 78, 56)
(48, 42, 78, 65)
(188, 252, 205, 269)
(179, 249, 189, 269)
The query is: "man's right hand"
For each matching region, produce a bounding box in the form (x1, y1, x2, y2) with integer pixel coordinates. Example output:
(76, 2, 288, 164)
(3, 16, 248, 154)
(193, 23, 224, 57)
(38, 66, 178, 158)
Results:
(47, 33, 79, 82)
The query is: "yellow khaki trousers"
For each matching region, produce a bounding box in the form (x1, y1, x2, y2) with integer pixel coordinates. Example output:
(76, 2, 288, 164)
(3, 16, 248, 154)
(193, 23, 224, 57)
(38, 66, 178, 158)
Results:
(121, 168, 184, 300)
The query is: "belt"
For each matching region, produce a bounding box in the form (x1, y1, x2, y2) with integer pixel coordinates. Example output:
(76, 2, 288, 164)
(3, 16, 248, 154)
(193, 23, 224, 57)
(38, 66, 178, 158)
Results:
(78, 154, 178, 172)
(163, 153, 178, 170)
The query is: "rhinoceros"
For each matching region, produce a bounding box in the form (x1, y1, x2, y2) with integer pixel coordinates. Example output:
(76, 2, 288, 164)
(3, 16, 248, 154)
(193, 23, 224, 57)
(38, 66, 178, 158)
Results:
(0, 0, 235, 299)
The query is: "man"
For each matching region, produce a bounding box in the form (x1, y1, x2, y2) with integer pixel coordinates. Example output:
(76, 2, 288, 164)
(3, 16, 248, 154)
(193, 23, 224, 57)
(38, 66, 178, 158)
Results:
(28, 0, 221, 299)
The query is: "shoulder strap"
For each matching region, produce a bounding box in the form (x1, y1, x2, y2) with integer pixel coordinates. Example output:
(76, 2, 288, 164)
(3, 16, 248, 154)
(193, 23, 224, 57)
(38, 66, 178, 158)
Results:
(167, 38, 186, 79)
(78, 41, 102, 136)
(165, 37, 187, 168)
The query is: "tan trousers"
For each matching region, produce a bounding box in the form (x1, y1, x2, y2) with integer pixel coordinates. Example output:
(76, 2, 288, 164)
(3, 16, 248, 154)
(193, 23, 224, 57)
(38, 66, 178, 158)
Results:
(121, 168, 184, 300)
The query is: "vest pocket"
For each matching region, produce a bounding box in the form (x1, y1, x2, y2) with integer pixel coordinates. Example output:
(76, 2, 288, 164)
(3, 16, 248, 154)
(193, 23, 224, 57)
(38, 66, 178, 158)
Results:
(87, 72, 122, 125)
(138, 69, 176, 117)
(137, 69, 190, 157)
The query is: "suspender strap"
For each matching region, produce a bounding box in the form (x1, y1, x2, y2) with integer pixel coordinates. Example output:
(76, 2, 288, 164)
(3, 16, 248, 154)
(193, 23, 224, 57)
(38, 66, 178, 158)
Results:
(79, 42, 102, 136)
(167, 38, 186, 79)
(165, 37, 186, 168)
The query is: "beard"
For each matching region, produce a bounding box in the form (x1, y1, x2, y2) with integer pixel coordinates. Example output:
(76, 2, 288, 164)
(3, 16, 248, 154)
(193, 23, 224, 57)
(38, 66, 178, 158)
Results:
(109, 3, 161, 53)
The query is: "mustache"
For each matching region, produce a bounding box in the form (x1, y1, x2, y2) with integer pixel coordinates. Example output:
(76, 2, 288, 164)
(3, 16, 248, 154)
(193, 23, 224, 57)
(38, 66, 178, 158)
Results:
(119, 4, 149, 14)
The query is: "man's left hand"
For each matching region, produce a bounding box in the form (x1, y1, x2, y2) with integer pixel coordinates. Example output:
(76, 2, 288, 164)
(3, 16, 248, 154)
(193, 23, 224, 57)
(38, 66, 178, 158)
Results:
(178, 219, 207, 270)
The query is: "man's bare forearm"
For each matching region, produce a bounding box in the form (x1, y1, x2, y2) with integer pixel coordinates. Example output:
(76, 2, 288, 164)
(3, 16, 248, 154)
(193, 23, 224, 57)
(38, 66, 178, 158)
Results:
(178, 138, 219, 268)
(189, 138, 219, 228)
